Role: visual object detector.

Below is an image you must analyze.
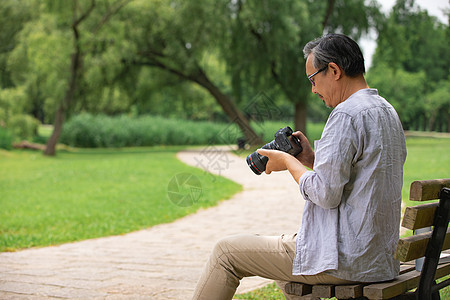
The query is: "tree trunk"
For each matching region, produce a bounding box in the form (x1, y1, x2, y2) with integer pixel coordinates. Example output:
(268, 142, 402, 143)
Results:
(428, 112, 436, 132)
(294, 101, 307, 137)
(43, 0, 101, 155)
(44, 34, 81, 156)
(192, 69, 263, 145)
(135, 57, 264, 146)
(44, 51, 79, 156)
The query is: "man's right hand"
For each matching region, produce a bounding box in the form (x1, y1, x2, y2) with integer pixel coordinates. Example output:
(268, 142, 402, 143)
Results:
(292, 131, 315, 170)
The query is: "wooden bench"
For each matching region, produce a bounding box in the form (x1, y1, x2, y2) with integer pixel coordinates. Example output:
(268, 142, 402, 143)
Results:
(284, 178, 450, 300)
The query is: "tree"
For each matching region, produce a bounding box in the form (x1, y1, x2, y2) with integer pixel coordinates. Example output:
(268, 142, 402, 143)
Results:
(0, 0, 37, 89)
(0, 0, 39, 131)
(370, 0, 449, 131)
(122, 0, 263, 145)
(367, 63, 427, 130)
(372, 0, 448, 84)
(220, 0, 382, 136)
(120, 0, 381, 141)
(42, 0, 131, 156)
(424, 82, 450, 132)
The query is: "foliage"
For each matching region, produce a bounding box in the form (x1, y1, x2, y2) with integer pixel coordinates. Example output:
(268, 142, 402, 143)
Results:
(0, 86, 40, 140)
(0, 127, 13, 150)
(6, 11, 71, 124)
(60, 113, 239, 147)
(216, 0, 382, 134)
(7, 114, 40, 141)
(132, 69, 226, 122)
(369, 0, 449, 131)
(373, 0, 448, 83)
(366, 64, 428, 130)
(0, 0, 448, 147)
(0, 0, 37, 89)
(0, 147, 242, 252)
(60, 114, 322, 148)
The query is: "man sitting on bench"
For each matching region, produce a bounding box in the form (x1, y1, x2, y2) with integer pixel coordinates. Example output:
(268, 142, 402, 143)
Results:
(192, 33, 408, 300)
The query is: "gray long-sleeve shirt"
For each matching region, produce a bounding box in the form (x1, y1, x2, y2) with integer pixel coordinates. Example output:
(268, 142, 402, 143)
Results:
(293, 89, 407, 282)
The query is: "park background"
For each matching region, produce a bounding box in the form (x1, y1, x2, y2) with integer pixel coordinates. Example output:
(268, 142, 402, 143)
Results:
(0, 0, 449, 298)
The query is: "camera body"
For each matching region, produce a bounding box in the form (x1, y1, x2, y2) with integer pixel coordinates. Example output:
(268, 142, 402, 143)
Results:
(246, 126, 302, 175)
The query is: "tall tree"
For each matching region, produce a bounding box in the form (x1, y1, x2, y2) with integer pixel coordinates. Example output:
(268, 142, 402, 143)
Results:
(122, 0, 263, 145)
(221, 0, 382, 135)
(372, 0, 448, 84)
(0, 0, 37, 90)
(369, 0, 449, 131)
(43, 0, 131, 156)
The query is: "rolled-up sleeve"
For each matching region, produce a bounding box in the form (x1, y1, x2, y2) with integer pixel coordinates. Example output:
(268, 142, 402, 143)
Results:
(299, 112, 357, 209)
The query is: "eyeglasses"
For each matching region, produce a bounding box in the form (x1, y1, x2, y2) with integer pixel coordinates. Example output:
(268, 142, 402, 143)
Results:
(307, 66, 327, 86)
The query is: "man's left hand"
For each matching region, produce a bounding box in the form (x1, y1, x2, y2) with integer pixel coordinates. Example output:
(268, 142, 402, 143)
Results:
(256, 148, 291, 174)
(257, 148, 308, 183)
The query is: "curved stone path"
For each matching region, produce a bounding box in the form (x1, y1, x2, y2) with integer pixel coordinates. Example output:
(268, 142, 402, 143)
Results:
(0, 147, 306, 299)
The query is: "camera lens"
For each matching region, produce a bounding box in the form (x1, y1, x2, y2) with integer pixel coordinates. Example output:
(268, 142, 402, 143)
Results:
(246, 152, 268, 175)
(246, 141, 275, 175)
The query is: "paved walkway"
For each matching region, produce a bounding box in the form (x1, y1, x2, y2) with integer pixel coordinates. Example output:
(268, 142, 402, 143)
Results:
(0, 147, 305, 299)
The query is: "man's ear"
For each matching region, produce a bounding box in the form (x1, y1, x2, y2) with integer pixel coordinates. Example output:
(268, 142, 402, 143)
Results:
(328, 62, 342, 80)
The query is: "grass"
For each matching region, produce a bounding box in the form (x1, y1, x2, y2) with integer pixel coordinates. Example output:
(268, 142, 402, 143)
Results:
(402, 136, 450, 207)
(235, 135, 450, 299)
(0, 146, 242, 252)
(1, 120, 321, 252)
(234, 282, 285, 299)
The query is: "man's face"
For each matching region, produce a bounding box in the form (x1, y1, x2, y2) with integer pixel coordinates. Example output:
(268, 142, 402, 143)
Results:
(306, 54, 338, 108)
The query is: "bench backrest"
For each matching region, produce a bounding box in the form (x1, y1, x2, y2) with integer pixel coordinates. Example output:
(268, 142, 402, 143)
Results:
(395, 179, 450, 262)
(395, 179, 450, 299)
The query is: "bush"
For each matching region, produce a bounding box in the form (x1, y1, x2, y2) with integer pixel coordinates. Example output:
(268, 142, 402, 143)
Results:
(60, 113, 243, 148)
(0, 127, 13, 150)
(60, 113, 325, 148)
(8, 114, 40, 141)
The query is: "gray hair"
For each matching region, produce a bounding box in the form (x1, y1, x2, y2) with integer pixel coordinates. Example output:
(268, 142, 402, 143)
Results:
(303, 33, 365, 77)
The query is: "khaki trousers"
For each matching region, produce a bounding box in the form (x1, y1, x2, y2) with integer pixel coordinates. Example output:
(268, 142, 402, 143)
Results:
(192, 233, 356, 300)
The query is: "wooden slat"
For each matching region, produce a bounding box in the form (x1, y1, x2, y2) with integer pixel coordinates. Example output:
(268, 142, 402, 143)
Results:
(410, 179, 450, 201)
(284, 282, 312, 296)
(312, 284, 334, 298)
(363, 263, 450, 299)
(401, 203, 439, 230)
(394, 227, 450, 262)
(335, 284, 363, 299)
(334, 264, 415, 298)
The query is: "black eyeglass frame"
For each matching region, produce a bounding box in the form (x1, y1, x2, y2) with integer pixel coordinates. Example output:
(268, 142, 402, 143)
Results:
(307, 66, 328, 86)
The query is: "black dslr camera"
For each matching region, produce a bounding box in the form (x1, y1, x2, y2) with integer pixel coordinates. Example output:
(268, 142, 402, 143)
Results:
(246, 126, 302, 175)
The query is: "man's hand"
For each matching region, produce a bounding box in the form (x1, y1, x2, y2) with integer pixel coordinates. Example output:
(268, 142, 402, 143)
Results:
(256, 149, 291, 174)
(292, 131, 315, 169)
(256, 148, 308, 183)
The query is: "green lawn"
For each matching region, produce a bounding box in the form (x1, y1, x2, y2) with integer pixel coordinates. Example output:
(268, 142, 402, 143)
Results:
(402, 136, 450, 207)
(0, 147, 242, 252)
(236, 135, 450, 299)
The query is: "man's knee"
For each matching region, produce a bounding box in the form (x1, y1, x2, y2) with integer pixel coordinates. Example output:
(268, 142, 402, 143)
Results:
(212, 235, 247, 260)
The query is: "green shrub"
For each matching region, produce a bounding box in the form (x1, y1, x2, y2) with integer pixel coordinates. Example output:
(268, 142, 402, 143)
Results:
(60, 113, 326, 148)
(0, 127, 13, 150)
(60, 113, 325, 148)
(8, 114, 40, 140)
(60, 113, 244, 147)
